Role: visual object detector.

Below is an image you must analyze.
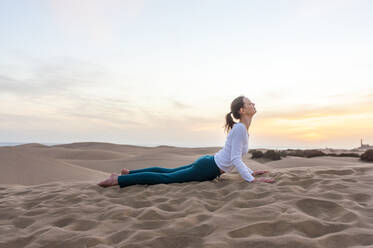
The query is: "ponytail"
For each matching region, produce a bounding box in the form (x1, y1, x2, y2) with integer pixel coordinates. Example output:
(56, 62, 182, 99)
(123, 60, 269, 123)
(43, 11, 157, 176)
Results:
(224, 111, 236, 135)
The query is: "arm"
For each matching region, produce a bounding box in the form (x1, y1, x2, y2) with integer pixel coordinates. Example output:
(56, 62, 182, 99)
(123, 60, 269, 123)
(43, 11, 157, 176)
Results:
(231, 125, 255, 182)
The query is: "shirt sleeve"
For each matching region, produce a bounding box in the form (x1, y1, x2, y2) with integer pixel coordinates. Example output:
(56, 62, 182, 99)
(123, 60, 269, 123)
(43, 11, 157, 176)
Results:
(230, 124, 255, 182)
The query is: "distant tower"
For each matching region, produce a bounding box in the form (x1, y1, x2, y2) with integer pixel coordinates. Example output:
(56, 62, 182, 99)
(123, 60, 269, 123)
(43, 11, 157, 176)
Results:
(361, 139, 363, 147)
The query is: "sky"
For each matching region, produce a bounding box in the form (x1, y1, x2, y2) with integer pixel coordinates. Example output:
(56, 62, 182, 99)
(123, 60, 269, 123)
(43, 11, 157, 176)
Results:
(1, 0, 372, 149)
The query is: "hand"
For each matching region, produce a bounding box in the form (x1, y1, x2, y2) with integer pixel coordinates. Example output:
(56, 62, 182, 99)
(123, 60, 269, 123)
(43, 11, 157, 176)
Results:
(252, 178, 275, 183)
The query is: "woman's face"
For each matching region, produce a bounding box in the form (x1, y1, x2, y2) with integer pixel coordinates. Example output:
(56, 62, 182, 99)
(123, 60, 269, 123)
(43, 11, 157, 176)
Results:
(241, 98, 256, 115)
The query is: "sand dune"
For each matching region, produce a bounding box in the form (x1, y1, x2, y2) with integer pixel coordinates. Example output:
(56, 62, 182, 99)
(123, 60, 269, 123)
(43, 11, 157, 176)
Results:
(0, 146, 107, 186)
(0, 142, 224, 184)
(0, 143, 372, 248)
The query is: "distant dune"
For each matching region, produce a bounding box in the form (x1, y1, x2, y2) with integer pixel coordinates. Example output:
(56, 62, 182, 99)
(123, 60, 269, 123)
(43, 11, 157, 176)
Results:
(0, 142, 372, 248)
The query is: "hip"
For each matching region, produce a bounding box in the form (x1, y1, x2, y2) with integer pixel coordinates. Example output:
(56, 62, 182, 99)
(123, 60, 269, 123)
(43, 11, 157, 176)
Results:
(194, 155, 223, 178)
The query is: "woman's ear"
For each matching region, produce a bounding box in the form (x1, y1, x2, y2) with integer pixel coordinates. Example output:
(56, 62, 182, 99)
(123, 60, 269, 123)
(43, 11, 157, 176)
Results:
(239, 107, 244, 114)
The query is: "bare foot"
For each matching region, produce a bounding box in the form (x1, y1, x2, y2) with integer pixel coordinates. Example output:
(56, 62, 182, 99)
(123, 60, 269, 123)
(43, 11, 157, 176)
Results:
(252, 170, 269, 176)
(97, 173, 119, 187)
(252, 178, 275, 183)
(121, 168, 130, 175)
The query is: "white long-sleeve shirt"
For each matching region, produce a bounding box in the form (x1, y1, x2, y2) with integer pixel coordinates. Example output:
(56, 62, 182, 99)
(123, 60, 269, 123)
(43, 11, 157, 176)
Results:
(214, 122, 255, 182)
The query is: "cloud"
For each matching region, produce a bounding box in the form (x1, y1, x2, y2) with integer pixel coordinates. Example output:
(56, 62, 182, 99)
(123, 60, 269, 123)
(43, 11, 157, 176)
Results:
(169, 99, 194, 110)
(0, 75, 23, 93)
(258, 90, 373, 120)
(0, 56, 146, 131)
(0, 55, 222, 134)
(0, 57, 107, 96)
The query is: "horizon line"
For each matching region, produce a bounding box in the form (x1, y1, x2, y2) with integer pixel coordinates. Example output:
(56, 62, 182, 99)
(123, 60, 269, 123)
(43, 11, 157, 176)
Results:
(0, 141, 366, 150)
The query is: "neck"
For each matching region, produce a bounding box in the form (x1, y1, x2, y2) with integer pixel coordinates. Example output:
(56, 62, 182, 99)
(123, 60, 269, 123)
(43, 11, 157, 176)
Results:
(239, 116, 253, 132)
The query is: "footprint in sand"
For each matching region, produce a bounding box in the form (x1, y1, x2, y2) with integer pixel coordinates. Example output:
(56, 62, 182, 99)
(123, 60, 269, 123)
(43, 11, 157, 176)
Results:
(295, 198, 357, 222)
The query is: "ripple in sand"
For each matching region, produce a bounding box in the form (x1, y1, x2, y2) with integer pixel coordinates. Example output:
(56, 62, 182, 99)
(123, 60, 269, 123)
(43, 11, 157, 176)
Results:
(126, 200, 152, 208)
(295, 198, 357, 222)
(11, 216, 35, 228)
(156, 203, 179, 212)
(121, 230, 156, 243)
(203, 241, 230, 248)
(278, 178, 321, 190)
(202, 201, 221, 212)
(99, 206, 135, 220)
(194, 213, 212, 222)
(228, 220, 290, 238)
(228, 219, 349, 238)
(318, 231, 373, 248)
(200, 190, 219, 200)
(349, 193, 371, 203)
(221, 191, 240, 201)
(0, 235, 34, 248)
(152, 197, 169, 203)
(319, 192, 343, 200)
(63, 235, 103, 247)
(0, 207, 24, 220)
(106, 229, 133, 244)
(315, 169, 355, 176)
(182, 223, 215, 237)
(69, 219, 100, 231)
(294, 220, 349, 238)
(137, 208, 170, 221)
(143, 235, 204, 248)
(232, 198, 276, 209)
(131, 220, 168, 231)
(231, 236, 316, 248)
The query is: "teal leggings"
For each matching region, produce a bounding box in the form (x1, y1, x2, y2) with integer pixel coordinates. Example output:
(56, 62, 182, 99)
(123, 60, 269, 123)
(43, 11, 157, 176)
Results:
(117, 155, 221, 188)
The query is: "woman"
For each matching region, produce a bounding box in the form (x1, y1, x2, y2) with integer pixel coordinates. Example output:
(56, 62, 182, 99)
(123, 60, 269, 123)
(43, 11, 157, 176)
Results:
(98, 95, 275, 187)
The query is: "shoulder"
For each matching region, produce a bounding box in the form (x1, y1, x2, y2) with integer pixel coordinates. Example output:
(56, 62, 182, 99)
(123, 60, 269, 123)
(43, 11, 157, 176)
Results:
(234, 122, 246, 131)
(231, 123, 246, 135)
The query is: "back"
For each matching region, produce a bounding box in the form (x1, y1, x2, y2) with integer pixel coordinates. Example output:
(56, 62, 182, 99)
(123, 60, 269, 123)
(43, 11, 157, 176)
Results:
(213, 122, 255, 182)
(214, 122, 249, 171)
